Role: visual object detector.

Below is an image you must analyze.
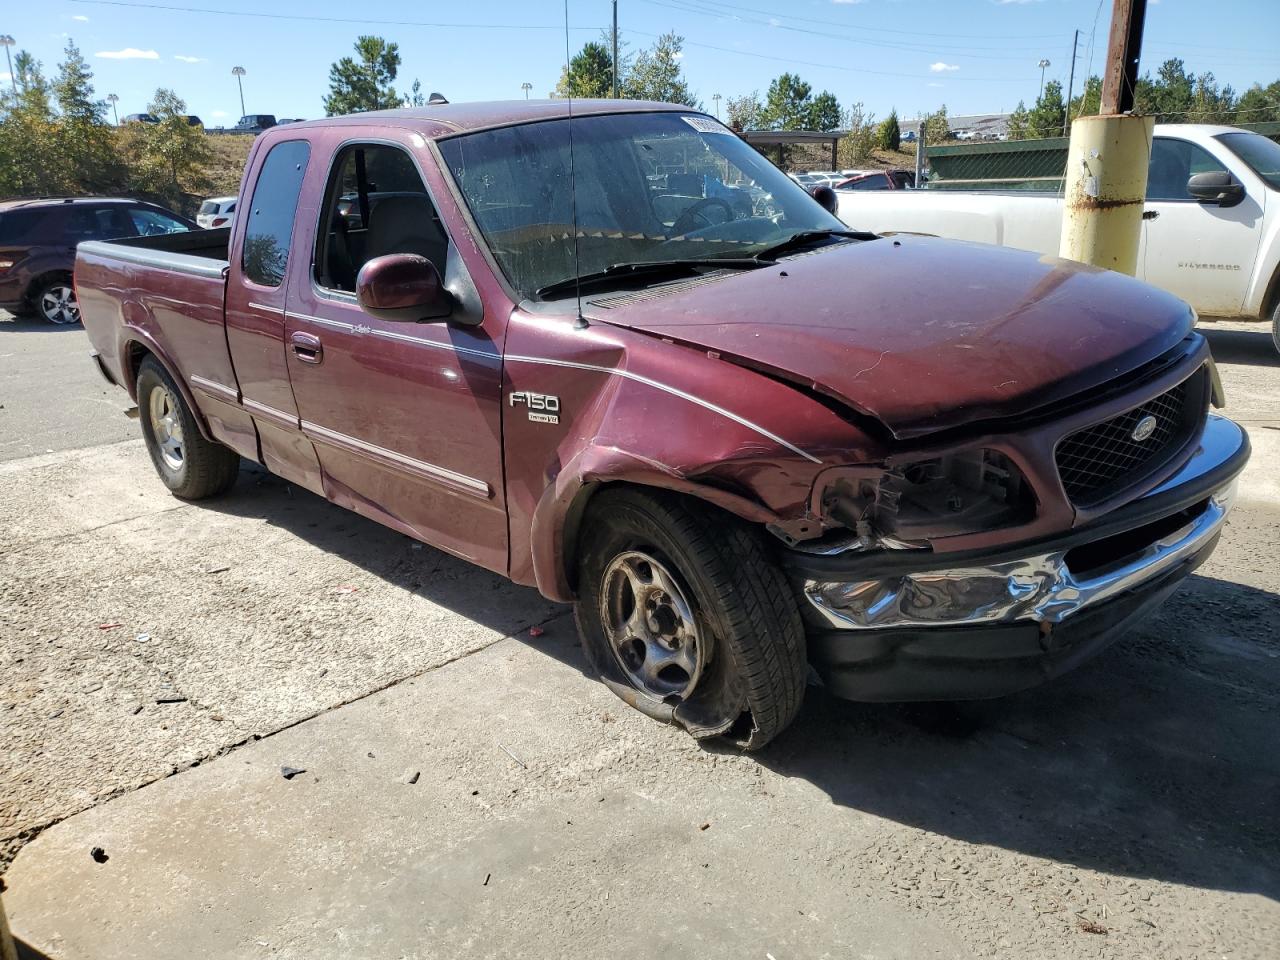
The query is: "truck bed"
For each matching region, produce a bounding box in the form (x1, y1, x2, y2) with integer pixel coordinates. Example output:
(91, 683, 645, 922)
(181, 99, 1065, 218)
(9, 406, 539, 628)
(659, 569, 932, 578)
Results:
(81, 226, 231, 278)
(76, 227, 241, 420)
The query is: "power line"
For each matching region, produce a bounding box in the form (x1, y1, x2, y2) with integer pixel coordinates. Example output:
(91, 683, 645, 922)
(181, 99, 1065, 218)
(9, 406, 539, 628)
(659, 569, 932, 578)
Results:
(67, 0, 602, 30)
(641, 0, 1063, 57)
(642, 0, 1070, 41)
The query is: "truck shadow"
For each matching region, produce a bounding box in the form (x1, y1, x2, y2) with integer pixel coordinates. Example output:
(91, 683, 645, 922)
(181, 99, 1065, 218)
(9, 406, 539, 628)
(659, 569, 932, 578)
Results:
(1202, 324, 1279, 367)
(206, 464, 1279, 901)
(754, 568, 1280, 901)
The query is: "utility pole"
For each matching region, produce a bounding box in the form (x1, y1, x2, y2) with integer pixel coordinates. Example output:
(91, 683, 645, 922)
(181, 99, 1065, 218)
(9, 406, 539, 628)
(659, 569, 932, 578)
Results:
(712, 93, 721, 119)
(914, 120, 926, 190)
(1038, 58, 1051, 99)
(0, 36, 16, 97)
(1059, 0, 1151, 277)
(521, 82, 532, 99)
(231, 65, 246, 118)
(107, 92, 119, 125)
(1063, 29, 1079, 135)
(611, 0, 619, 99)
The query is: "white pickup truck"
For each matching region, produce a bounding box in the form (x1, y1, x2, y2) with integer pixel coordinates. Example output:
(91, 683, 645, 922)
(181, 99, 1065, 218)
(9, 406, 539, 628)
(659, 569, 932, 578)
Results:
(835, 125, 1280, 352)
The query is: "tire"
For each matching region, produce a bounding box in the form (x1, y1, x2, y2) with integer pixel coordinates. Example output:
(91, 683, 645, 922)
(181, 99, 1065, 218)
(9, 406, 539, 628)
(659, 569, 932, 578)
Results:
(574, 487, 807, 750)
(33, 276, 81, 325)
(136, 357, 240, 500)
(1271, 300, 1280, 358)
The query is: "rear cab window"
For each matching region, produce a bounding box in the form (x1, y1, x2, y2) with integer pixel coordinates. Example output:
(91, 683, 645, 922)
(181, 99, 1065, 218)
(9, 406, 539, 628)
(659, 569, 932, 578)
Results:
(241, 140, 311, 287)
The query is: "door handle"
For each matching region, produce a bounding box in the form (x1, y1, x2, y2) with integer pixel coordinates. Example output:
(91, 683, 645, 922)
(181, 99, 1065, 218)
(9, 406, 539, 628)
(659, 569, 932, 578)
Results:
(290, 331, 323, 364)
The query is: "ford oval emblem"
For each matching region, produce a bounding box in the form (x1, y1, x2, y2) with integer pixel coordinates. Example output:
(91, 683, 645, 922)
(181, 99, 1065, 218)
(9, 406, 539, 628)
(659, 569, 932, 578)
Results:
(1131, 414, 1158, 442)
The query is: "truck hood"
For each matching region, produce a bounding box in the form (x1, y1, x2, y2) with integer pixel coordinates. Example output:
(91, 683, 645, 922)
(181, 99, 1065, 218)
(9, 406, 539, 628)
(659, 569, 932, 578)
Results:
(584, 235, 1195, 440)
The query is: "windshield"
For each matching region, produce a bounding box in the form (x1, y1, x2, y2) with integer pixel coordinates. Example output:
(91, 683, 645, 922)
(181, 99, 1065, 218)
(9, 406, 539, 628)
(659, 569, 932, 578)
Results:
(1217, 132, 1280, 191)
(437, 111, 845, 300)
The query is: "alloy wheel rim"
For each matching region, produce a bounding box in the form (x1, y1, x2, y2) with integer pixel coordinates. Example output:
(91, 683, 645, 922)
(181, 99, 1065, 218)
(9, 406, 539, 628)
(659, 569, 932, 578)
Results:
(148, 385, 185, 471)
(40, 285, 80, 325)
(600, 550, 706, 702)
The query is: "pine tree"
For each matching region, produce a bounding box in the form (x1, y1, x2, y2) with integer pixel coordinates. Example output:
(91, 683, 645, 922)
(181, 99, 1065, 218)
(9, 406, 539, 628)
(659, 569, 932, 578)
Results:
(323, 36, 401, 116)
(624, 33, 697, 108)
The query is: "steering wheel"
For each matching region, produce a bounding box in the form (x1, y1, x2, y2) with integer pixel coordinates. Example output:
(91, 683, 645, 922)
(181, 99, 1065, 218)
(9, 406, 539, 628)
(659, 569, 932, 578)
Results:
(671, 197, 735, 236)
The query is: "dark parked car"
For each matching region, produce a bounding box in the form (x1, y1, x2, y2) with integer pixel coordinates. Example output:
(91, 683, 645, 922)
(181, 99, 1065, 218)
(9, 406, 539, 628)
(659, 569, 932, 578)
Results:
(234, 114, 277, 133)
(0, 197, 197, 324)
(122, 113, 157, 125)
(835, 169, 917, 191)
(184, 115, 204, 127)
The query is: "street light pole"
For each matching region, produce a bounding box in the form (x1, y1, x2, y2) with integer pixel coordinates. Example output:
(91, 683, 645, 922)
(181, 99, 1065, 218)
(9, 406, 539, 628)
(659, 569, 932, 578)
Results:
(521, 82, 532, 100)
(0, 36, 16, 97)
(611, 0, 619, 99)
(712, 93, 721, 120)
(107, 93, 119, 125)
(1038, 58, 1051, 99)
(231, 66, 246, 118)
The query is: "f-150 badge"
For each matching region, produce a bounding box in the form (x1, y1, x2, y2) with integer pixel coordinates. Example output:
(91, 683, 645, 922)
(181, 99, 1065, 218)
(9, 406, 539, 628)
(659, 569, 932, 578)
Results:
(510, 391, 561, 424)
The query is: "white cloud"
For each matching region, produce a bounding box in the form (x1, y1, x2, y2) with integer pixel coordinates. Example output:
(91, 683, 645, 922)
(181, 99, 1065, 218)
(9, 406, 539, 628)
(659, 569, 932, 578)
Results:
(928, 82, 945, 88)
(173, 55, 204, 63)
(768, 17, 781, 27)
(96, 48, 160, 60)
(72, 14, 90, 21)
(211, 110, 228, 118)
(930, 62, 960, 73)
(0, 72, 10, 85)
(832, 0, 868, 5)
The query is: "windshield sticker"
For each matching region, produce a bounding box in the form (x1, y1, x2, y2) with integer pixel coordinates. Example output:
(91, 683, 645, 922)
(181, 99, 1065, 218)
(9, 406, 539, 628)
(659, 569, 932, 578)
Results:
(681, 115, 731, 135)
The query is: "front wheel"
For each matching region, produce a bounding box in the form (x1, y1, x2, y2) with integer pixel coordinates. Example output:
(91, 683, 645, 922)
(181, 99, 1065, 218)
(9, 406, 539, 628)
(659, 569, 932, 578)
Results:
(136, 357, 240, 499)
(574, 488, 807, 750)
(34, 277, 80, 325)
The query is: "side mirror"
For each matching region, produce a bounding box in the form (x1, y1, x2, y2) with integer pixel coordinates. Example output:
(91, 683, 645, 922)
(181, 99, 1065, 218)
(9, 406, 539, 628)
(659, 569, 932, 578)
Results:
(810, 184, 839, 215)
(355, 254, 451, 323)
(1186, 171, 1245, 207)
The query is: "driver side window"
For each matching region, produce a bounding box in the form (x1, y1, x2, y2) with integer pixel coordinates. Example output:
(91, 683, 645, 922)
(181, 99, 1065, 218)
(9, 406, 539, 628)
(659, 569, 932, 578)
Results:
(314, 143, 449, 294)
(1147, 138, 1228, 201)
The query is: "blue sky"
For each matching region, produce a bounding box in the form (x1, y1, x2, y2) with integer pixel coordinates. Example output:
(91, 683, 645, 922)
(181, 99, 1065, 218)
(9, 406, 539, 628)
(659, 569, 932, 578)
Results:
(3, 0, 1278, 125)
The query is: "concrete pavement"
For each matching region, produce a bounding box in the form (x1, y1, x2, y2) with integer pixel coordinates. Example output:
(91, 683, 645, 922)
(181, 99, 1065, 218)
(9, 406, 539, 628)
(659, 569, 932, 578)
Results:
(1, 320, 1278, 959)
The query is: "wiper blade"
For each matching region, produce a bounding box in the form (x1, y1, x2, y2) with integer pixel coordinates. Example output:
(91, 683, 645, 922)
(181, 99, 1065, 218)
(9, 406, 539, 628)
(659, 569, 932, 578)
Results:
(751, 229, 869, 263)
(536, 258, 761, 300)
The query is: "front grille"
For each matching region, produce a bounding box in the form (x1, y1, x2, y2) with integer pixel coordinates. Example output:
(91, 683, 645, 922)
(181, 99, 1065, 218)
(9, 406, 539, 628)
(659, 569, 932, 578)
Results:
(1055, 369, 1207, 506)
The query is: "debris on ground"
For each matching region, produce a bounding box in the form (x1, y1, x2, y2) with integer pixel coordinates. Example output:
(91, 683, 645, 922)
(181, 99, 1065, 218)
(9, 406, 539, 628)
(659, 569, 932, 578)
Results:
(155, 687, 187, 704)
(204, 566, 231, 575)
(499, 744, 527, 769)
(700, 822, 710, 831)
(97, 623, 122, 630)
(130, 704, 144, 716)
(528, 626, 545, 638)
(330, 586, 358, 595)
(280, 766, 306, 780)
(483, 873, 490, 886)
(402, 770, 420, 785)
(90, 847, 108, 864)
(1077, 917, 1108, 935)
(134, 633, 150, 643)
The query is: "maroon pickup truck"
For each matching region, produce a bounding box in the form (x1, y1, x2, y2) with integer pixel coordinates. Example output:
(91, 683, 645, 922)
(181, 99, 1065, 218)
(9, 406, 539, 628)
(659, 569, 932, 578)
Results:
(77, 100, 1249, 748)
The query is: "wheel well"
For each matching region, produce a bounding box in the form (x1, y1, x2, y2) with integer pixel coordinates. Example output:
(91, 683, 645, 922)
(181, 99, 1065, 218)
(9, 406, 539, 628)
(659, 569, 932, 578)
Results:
(25, 269, 74, 303)
(124, 341, 158, 398)
(1264, 263, 1280, 320)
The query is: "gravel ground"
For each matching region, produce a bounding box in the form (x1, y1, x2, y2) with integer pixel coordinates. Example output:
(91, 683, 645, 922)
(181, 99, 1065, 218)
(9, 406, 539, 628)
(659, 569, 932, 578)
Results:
(1, 319, 1277, 958)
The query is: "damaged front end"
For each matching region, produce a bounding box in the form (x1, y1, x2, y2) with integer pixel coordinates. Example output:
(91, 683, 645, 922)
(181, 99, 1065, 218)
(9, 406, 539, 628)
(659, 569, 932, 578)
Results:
(778, 415, 1249, 702)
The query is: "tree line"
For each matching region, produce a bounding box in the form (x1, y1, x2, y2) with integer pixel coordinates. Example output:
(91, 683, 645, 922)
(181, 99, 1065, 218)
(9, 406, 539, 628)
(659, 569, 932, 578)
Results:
(1007, 59, 1280, 140)
(0, 40, 212, 212)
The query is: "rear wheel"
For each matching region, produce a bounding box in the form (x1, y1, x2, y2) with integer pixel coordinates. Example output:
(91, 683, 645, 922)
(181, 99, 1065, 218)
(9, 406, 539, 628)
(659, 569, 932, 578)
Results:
(136, 357, 240, 499)
(574, 488, 807, 750)
(1271, 300, 1280, 357)
(34, 277, 80, 325)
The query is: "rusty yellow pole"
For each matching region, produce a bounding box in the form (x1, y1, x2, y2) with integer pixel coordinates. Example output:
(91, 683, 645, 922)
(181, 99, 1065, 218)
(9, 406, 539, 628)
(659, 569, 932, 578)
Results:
(1058, 113, 1154, 276)
(1058, 0, 1151, 277)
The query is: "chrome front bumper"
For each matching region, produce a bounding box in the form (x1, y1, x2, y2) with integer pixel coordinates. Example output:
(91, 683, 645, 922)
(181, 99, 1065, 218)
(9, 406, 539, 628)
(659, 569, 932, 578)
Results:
(805, 415, 1246, 632)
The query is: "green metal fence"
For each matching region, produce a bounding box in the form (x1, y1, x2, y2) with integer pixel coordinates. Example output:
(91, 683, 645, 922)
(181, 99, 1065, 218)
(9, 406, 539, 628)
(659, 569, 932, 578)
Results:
(924, 121, 1280, 192)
